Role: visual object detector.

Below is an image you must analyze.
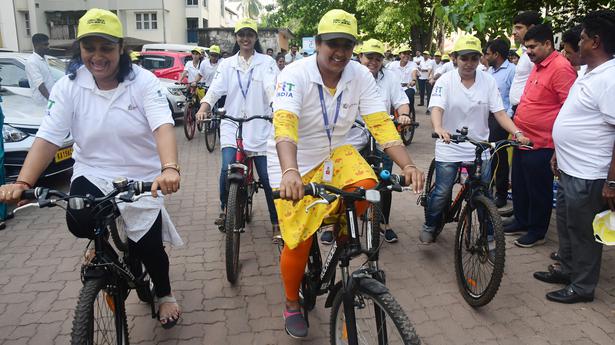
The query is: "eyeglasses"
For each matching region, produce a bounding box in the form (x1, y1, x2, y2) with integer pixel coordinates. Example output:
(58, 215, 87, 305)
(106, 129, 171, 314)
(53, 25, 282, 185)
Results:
(324, 40, 355, 50)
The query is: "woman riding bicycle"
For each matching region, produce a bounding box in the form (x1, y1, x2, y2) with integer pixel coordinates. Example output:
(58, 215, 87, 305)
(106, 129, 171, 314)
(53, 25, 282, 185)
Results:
(0, 8, 182, 328)
(179, 47, 206, 101)
(269, 10, 424, 338)
(342, 38, 412, 244)
(422, 35, 530, 244)
(195, 18, 280, 234)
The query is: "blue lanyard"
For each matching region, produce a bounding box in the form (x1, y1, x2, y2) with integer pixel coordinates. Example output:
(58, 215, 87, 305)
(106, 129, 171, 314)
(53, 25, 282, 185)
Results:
(237, 69, 254, 100)
(317, 85, 343, 146)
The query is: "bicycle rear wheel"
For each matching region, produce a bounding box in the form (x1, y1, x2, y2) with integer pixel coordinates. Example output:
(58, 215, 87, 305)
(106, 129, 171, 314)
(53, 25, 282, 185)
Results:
(71, 278, 129, 345)
(454, 195, 505, 307)
(244, 182, 255, 224)
(423, 159, 448, 239)
(183, 103, 196, 140)
(204, 119, 217, 152)
(225, 181, 245, 284)
(330, 281, 420, 345)
(401, 108, 417, 145)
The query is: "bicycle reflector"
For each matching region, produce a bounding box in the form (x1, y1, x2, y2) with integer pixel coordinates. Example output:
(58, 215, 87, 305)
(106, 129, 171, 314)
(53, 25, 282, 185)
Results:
(593, 210, 615, 246)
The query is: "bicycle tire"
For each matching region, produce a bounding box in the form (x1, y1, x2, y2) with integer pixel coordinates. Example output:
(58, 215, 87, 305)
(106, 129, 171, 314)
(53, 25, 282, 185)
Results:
(423, 158, 448, 238)
(329, 280, 420, 345)
(183, 103, 196, 140)
(109, 217, 128, 253)
(401, 108, 417, 145)
(204, 119, 217, 152)
(361, 203, 382, 254)
(225, 182, 244, 284)
(454, 195, 505, 307)
(71, 278, 129, 345)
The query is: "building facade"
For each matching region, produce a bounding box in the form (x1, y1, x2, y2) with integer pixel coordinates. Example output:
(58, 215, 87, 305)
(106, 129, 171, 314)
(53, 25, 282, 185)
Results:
(1, 0, 239, 52)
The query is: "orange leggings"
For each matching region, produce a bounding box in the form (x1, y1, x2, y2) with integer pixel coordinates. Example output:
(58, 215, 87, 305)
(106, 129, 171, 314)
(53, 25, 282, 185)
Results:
(280, 179, 377, 302)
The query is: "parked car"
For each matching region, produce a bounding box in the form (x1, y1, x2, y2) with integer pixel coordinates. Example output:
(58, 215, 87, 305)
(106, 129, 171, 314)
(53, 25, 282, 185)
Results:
(0, 52, 184, 118)
(142, 43, 209, 55)
(140, 51, 192, 81)
(0, 90, 74, 182)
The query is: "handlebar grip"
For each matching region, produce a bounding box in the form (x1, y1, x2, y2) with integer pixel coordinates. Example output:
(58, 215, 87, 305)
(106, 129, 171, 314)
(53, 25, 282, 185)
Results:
(134, 182, 155, 195)
(22, 189, 37, 200)
(272, 184, 316, 200)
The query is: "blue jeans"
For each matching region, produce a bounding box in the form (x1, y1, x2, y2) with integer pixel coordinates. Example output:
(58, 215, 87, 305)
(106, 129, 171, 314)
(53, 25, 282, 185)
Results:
(220, 147, 278, 224)
(424, 160, 492, 232)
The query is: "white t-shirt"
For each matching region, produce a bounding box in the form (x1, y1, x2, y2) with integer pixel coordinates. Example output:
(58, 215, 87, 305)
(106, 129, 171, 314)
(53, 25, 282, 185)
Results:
(552, 59, 615, 180)
(198, 58, 221, 86)
(435, 61, 455, 77)
(413, 56, 424, 64)
(267, 57, 386, 187)
(204, 52, 279, 153)
(37, 65, 181, 245)
(346, 69, 410, 150)
(285, 52, 303, 64)
(25, 52, 56, 104)
(509, 49, 534, 106)
(387, 60, 418, 90)
(418, 59, 432, 79)
(183, 59, 201, 83)
(429, 70, 505, 162)
(430, 61, 443, 78)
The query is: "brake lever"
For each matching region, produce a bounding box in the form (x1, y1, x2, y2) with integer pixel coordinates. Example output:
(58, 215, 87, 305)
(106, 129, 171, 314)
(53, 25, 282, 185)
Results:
(305, 199, 331, 212)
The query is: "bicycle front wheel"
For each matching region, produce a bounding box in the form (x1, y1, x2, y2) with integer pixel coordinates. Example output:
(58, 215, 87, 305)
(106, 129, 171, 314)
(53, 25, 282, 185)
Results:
(225, 181, 245, 284)
(183, 103, 196, 140)
(71, 278, 129, 345)
(401, 108, 417, 145)
(361, 203, 382, 255)
(204, 119, 217, 152)
(330, 281, 420, 345)
(454, 195, 505, 307)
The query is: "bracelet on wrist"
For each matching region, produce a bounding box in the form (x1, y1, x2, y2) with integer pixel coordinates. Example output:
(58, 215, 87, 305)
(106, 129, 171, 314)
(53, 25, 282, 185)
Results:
(161, 166, 180, 175)
(403, 164, 417, 171)
(282, 168, 300, 178)
(513, 130, 523, 138)
(15, 180, 32, 189)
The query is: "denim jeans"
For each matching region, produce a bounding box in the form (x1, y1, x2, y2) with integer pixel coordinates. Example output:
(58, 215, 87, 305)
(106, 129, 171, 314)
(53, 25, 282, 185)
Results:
(220, 147, 278, 224)
(424, 160, 492, 232)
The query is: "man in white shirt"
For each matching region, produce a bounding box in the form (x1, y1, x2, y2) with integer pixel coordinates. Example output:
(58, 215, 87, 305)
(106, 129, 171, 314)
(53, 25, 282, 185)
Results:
(284, 45, 302, 64)
(196, 45, 222, 87)
(413, 50, 424, 64)
(417, 50, 432, 107)
(25, 33, 55, 105)
(422, 35, 530, 244)
(509, 11, 542, 112)
(387, 45, 418, 112)
(537, 10, 615, 304)
(561, 25, 588, 77)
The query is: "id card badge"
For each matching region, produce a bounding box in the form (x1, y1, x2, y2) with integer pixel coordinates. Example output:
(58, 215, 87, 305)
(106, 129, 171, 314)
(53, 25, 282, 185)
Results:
(323, 159, 334, 182)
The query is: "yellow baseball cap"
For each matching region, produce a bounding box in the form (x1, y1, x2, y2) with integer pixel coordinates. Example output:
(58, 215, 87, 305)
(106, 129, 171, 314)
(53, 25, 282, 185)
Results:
(129, 51, 141, 62)
(77, 8, 123, 43)
(361, 39, 385, 56)
(423, 50, 430, 55)
(353, 44, 362, 55)
(434, 51, 442, 56)
(442, 54, 450, 60)
(209, 45, 221, 55)
(190, 47, 204, 55)
(396, 44, 411, 54)
(453, 35, 483, 55)
(235, 18, 258, 33)
(317, 9, 358, 43)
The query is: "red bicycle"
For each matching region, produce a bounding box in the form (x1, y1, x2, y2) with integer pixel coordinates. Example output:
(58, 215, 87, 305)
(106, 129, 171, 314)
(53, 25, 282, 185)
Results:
(179, 82, 207, 140)
(215, 109, 272, 284)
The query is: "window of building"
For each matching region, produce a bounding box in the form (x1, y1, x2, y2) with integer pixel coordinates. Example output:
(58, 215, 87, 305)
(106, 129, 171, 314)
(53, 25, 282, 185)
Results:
(136, 12, 158, 30)
(202, 19, 208, 28)
(203, 0, 208, 7)
(186, 0, 197, 5)
(24, 12, 31, 37)
(220, 0, 225, 17)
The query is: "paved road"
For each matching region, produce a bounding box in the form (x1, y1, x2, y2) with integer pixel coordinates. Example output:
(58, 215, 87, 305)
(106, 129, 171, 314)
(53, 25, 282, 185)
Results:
(0, 110, 614, 345)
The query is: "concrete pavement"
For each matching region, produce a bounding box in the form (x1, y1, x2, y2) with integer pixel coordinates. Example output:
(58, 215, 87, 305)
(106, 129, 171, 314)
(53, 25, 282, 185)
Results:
(0, 111, 613, 344)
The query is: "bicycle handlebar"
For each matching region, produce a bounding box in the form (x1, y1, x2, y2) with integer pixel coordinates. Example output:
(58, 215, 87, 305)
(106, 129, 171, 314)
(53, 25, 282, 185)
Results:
(220, 114, 272, 123)
(431, 130, 534, 148)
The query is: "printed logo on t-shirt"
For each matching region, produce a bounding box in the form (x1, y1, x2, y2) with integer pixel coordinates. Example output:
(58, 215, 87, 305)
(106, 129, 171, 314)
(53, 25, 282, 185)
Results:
(275, 81, 296, 98)
(433, 86, 443, 97)
(46, 100, 55, 116)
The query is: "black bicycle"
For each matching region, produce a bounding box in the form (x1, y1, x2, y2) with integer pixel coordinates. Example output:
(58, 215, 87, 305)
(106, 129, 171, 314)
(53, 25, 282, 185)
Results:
(419, 127, 532, 307)
(202, 104, 222, 153)
(14, 179, 159, 344)
(217, 109, 272, 284)
(274, 172, 420, 345)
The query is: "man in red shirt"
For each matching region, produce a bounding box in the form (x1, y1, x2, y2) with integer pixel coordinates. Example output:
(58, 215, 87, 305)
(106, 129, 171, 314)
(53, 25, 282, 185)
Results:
(505, 24, 577, 247)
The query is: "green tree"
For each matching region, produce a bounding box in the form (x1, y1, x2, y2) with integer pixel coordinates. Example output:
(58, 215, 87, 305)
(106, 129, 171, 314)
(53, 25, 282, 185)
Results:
(238, 0, 263, 20)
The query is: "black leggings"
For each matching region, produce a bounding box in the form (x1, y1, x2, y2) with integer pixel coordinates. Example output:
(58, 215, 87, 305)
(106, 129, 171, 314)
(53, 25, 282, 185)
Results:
(67, 176, 171, 298)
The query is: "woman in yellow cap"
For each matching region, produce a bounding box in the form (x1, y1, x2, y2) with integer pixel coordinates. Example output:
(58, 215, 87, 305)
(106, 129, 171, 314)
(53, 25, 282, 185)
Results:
(195, 19, 280, 235)
(179, 47, 205, 100)
(196, 45, 222, 87)
(0, 8, 182, 329)
(269, 9, 424, 338)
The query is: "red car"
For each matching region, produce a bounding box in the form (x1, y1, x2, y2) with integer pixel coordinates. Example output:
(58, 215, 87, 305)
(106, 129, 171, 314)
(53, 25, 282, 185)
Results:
(140, 51, 192, 81)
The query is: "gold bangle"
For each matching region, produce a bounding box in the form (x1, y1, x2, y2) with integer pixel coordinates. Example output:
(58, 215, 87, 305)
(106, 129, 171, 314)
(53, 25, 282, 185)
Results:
(403, 164, 417, 170)
(282, 168, 300, 177)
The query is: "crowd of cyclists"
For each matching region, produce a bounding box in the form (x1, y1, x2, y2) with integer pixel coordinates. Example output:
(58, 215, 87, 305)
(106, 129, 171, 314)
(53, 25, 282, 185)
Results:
(0, 4, 613, 342)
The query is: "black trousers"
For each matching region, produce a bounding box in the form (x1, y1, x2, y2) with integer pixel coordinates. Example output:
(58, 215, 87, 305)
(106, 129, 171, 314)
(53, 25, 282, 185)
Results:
(557, 172, 605, 296)
(67, 176, 171, 297)
(511, 148, 554, 239)
(425, 81, 433, 107)
(404, 88, 415, 110)
(417, 79, 427, 105)
(488, 114, 510, 200)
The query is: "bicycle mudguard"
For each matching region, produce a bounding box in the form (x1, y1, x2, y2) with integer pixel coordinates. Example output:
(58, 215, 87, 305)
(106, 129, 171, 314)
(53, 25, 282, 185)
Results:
(227, 163, 247, 182)
(357, 277, 389, 295)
